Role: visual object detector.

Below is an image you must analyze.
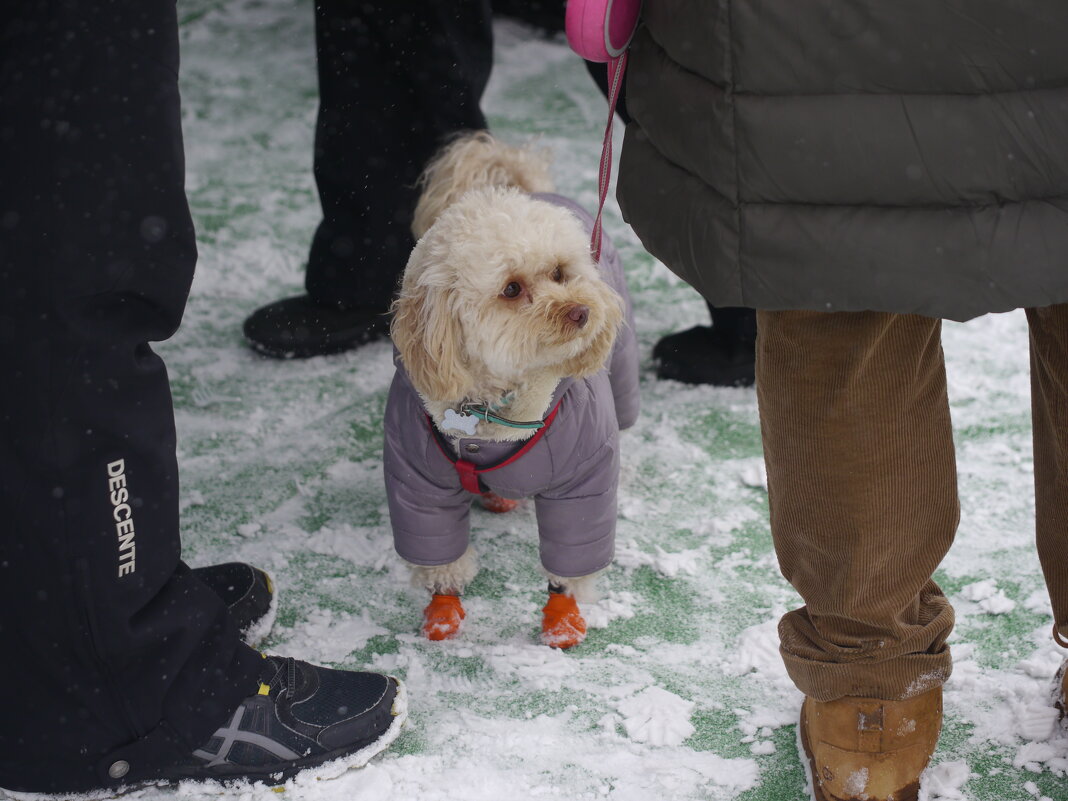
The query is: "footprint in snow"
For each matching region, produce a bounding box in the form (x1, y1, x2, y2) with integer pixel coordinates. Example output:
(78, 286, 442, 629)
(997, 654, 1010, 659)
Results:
(616, 686, 696, 747)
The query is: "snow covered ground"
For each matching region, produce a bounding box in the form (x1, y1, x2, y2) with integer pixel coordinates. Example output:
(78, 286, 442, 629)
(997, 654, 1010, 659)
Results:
(77, 2, 1068, 799)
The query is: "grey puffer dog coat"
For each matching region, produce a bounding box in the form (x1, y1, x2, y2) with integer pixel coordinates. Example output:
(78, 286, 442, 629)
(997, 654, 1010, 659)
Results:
(383, 193, 639, 578)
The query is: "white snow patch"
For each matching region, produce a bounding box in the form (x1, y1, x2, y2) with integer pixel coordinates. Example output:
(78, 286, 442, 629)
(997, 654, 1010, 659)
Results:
(738, 458, 768, 490)
(583, 590, 638, 629)
(615, 543, 703, 577)
(1012, 699, 1060, 742)
(1025, 590, 1053, 614)
(1018, 648, 1064, 679)
(960, 579, 997, 602)
(979, 591, 1017, 615)
(723, 619, 785, 680)
(236, 522, 261, 538)
(945, 643, 983, 692)
(616, 687, 696, 746)
(178, 488, 205, 510)
(275, 608, 388, 663)
(482, 642, 575, 690)
(922, 760, 971, 800)
(304, 524, 397, 572)
(843, 767, 868, 797)
(1013, 741, 1060, 772)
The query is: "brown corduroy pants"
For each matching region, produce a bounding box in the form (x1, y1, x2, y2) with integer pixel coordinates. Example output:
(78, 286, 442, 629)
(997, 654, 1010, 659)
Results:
(756, 306, 1068, 702)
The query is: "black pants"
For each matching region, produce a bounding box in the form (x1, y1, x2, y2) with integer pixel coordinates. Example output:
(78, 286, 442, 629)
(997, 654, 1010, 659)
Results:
(306, 0, 493, 312)
(0, 0, 261, 792)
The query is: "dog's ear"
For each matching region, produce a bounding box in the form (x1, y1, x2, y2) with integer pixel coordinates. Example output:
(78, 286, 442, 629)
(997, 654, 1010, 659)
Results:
(391, 279, 473, 403)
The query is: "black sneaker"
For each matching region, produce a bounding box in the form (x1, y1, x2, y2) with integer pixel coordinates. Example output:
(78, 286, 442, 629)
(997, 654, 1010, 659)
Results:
(242, 295, 390, 358)
(653, 325, 756, 387)
(191, 562, 277, 647)
(171, 656, 406, 785)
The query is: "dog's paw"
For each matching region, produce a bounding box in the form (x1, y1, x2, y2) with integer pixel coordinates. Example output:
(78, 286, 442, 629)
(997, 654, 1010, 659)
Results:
(479, 491, 519, 514)
(541, 593, 587, 649)
(422, 594, 466, 641)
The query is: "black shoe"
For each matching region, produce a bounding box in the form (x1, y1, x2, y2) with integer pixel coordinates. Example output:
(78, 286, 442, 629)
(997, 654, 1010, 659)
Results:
(653, 325, 756, 387)
(243, 295, 390, 358)
(182, 656, 404, 783)
(191, 562, 277, 647)
(102, 656, 406, 789)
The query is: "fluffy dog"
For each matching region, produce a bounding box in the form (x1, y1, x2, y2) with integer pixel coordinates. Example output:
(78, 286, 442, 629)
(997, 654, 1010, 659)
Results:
(383, 131, 639, 648)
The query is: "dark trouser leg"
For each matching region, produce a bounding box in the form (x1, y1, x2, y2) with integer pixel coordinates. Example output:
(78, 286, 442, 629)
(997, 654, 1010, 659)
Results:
(0, 1, 260, 792)
(652, 301, 758, 386)
(708, 302, 757, 341)
(756, 310, 957, 701)
(306, 0, 493, 311)
(1027, 305, 1068, 638)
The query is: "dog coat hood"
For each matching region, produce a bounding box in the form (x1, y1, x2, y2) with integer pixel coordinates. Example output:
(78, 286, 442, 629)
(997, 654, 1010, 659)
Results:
(383, 192, 639, 578)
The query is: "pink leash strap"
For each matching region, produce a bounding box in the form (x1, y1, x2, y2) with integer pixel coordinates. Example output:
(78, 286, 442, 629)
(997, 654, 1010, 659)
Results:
(590, 51, 628, 263)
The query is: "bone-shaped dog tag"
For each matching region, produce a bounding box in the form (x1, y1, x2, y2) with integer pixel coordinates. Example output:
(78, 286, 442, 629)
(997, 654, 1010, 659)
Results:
(441, 408, 479, 435)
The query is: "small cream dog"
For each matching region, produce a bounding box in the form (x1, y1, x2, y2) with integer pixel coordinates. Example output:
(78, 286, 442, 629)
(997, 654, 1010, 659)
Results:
(382, 131, 639, 648)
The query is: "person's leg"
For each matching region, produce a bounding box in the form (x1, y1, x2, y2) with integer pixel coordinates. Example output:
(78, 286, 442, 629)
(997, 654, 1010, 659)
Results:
(757, 309, 956, 699)
(243, 1, 493, 357)
(0, 0, 262, 790)
(308, 0, 492, 308)
(709, 304, 757, 342)
(1027, 305, 1068, 644)
(654, 302, 758, 387)
(756, 310, 955, 800)
(0, 3, 404, 793)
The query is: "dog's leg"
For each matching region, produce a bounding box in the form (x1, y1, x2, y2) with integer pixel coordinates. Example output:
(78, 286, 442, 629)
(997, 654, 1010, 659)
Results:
(544, 570, 601, 603)
(540, 570, 601, 649)
(478, 491, 519, 514)
(409, 547, 479, 641)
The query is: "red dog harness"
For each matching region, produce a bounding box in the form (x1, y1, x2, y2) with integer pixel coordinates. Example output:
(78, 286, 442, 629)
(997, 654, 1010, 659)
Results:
(427, 401, 563, 494)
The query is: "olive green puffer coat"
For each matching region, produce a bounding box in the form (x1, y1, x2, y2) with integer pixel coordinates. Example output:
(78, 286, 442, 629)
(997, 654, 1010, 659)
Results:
(617, 1, 1068, 321)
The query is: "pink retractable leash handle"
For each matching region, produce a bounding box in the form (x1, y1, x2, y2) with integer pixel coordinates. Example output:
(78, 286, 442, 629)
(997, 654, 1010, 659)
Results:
(565, 0, 642, 261)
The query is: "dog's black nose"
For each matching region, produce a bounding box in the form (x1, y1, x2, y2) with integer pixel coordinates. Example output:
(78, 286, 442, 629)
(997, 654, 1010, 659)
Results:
(567, 305, 589, 328)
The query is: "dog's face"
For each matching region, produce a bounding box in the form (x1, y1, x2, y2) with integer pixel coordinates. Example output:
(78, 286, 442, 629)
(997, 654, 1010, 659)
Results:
(392, 187, 624, 403)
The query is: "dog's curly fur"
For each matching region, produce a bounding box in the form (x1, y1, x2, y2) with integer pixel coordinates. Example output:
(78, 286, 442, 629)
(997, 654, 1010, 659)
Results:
(410, 130, 555, 240)
(392, 131, 624, 600)
(393, 134, 624, 444)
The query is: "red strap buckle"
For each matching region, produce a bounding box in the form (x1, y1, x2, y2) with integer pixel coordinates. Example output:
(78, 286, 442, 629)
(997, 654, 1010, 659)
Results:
(454, 460, 482, 494)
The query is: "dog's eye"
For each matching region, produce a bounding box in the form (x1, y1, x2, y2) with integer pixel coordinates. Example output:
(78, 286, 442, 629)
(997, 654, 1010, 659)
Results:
(551, 266, 563, 282)
(501, 281, 523, 299)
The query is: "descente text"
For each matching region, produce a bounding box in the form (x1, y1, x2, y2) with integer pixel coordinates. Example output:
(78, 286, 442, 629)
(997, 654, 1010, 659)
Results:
(107, 459, 136, 577)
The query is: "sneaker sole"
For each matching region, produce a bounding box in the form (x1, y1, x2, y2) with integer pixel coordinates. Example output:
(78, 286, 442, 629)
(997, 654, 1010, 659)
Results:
(0, 678, 409, 800)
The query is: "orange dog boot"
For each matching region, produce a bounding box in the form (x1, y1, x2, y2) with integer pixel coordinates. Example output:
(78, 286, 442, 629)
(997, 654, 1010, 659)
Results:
(541, 592, 587, 649)
(421, 594, 465, 641)
(479, 491, 519, 514)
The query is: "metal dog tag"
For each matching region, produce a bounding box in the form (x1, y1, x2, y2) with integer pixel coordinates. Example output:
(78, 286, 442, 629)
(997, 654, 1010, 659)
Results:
(441, 408, 479, 435)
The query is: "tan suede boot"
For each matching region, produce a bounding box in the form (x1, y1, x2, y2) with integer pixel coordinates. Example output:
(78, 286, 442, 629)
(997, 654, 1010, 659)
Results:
(800, 686, 942, 801)
(1053, 655, 1068, 718)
